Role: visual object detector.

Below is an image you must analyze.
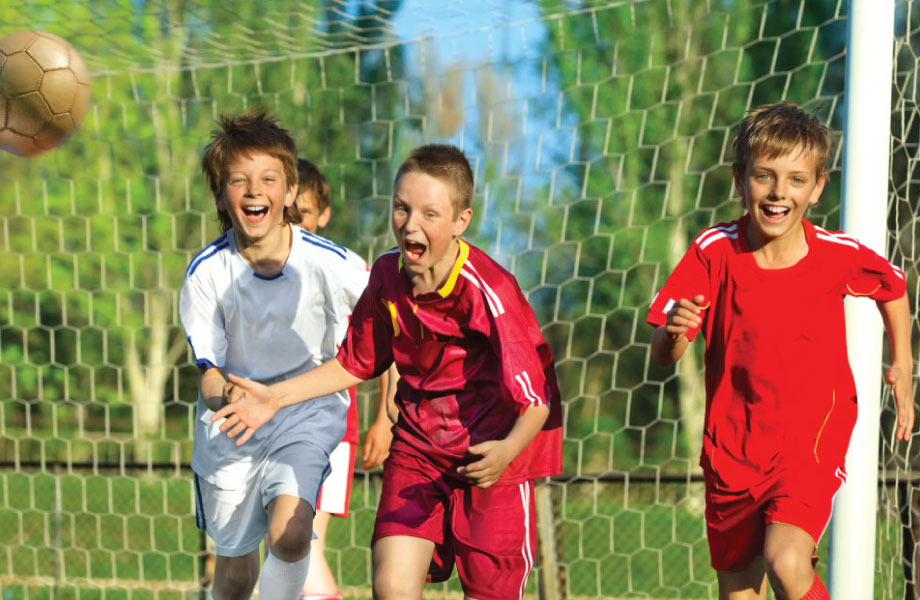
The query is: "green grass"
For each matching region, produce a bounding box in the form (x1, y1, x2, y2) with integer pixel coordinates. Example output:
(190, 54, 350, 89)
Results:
(0, 469, 908, 599)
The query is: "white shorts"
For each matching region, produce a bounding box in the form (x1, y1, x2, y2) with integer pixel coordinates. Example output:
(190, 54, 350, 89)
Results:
(316, 440, 356, 517)
(193, 441, 331, 557)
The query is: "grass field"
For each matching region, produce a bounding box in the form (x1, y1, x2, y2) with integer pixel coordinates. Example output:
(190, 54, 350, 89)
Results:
(2, 467, 876, 600)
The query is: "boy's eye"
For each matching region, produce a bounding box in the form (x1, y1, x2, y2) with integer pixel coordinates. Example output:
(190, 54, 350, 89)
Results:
(393, 205, 407, 214)
(425, 211, 437, 218)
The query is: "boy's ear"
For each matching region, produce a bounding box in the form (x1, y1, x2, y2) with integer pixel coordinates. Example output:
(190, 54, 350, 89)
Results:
(809, 172, 827, 206)
(732, 164, 745, 198)
(452, 207, 473, 238)
(216, 193, 227, 212)
(317, 205, 331, 229)
(284, 185, 297, 207)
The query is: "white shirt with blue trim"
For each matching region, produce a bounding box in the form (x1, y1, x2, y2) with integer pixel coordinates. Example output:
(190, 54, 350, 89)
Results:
(180, 224, 369, 489)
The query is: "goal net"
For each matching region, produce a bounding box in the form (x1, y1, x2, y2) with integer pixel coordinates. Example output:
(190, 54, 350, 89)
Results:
(0, 0, 916, 598)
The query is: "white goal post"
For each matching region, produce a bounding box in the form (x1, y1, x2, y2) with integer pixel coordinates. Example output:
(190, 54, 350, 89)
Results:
(829, 0, 897, 598)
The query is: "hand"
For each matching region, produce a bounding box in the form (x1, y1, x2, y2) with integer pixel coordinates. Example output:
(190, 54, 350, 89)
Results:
(664, 294, 706, 341)
(361, 419, 393, 469)
(210, 373, 281, 446)
(456, 440, 514, 488)
(887, 362, 915, 441)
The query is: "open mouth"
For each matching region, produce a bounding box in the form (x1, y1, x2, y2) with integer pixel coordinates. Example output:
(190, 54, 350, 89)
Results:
(761, 204, 790, 223)
(404, 241, 427, 261)
(242, 205, 269, 223)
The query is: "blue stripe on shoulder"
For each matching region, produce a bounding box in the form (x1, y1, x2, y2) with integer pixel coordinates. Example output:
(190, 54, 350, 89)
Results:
(300, 231, 347, 260)
(187, 234, 229, 277)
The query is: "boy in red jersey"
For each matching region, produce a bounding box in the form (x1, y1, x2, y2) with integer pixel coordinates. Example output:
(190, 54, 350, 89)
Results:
(648, 102, 914, 600)
(213, 144, 562, 600)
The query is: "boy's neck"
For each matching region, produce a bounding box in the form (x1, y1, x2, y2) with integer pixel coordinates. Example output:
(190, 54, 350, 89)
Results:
(746, 217, 809, 269)
(408, 239, 461, 296)
(235, 223, 293, 276)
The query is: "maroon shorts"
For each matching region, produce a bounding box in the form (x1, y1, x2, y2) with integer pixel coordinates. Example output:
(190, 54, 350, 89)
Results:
(705, 463, 846, 571)
(373, 454, 536, 600)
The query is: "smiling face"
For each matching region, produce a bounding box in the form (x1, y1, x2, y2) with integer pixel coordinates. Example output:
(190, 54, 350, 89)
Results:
(392, 171, 472, 291)
(217, 152, 296, 247)
(734, 147, 826, 249)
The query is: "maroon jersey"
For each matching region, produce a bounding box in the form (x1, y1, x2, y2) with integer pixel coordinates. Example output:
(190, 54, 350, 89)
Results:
(338, 239, 562, 483)
(647, 216, 905, 494)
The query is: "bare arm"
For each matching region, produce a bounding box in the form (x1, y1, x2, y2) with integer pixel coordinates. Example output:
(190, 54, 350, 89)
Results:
(456, 403, 550, 488)
(212, 358, 365, 445)
(650, 294, 705, 366)
(877, 294, 915, 441)
(361, 363, 399, 469)
(199, 366, 228, 412)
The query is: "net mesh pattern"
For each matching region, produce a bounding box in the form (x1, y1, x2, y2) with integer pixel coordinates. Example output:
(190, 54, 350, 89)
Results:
(0, 1, 916, 597)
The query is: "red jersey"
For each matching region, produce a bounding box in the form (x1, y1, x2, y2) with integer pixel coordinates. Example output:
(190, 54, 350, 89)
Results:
(337, 239, 562, 483)
(647, 216, 905, 494)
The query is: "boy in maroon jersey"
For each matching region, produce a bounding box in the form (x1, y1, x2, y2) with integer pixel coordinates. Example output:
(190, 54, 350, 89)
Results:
(213, 144, 562, 600)
(648, 102, 914, 600)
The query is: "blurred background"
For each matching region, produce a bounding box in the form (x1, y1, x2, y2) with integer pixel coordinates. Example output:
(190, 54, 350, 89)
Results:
(0, 0, 918, 597)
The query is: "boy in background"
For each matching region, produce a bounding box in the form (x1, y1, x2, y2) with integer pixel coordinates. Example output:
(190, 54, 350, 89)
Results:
(648, 102, 914, 600)
(292, 158, 395, 600)
(180, 110, 369, 599)
(213, 144, 563, 600)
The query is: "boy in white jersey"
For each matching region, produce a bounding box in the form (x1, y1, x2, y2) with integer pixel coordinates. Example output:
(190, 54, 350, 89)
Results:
(180, 110, 368, 600)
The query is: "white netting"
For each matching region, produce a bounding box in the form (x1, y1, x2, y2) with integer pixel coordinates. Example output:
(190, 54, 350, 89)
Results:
(0, 0, 915, 598)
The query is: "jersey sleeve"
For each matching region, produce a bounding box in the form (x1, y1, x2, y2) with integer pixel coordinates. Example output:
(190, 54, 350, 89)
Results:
(481, 273, 552, 416)
(339, 247, 371, 308)
(179, 269, 226, 370)
(319, 248, 371, 359)
(646, 242, 711, 341)
(845, 241, 906, 301)
(336, 260, 394, 380)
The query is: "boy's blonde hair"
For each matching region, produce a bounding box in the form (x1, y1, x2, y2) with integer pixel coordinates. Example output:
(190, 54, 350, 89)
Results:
(201, 109, 300, 233)
(296, 158, 331, 213)
(732, 101, 834, 177)
(395, 144, 474, 217)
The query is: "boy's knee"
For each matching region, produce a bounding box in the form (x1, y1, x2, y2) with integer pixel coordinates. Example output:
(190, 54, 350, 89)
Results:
(764, 546, 812, 593)
(268, 526, 312, 562)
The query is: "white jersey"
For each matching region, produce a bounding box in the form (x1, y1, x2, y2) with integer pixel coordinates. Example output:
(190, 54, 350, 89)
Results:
(180, 224, 369, 489)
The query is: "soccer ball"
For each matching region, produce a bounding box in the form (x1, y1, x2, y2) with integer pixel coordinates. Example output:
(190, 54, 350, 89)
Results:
(0, 30, 90, 156)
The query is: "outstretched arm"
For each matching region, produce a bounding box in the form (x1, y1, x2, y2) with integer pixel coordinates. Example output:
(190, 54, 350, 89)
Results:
(650, 294, 705, 366)
(457, 403, 550, 488)
(212, 357, 365, 446)
(878, 294, 915, 441)
(361, 363, 399, 469)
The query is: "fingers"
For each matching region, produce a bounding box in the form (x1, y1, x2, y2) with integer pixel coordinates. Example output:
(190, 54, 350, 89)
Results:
(236, 428, 255, 446)
(361, 439, 385, 469)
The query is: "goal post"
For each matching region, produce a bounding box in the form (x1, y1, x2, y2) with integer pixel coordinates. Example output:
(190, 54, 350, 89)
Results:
(828, 0, 897, 597)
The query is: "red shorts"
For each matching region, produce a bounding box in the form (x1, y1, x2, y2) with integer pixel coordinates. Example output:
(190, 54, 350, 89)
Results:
(705, 463, 846, 571)
(373, 454, 536, 600)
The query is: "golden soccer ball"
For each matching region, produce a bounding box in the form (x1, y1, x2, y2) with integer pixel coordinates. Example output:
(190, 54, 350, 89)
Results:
(0, 30, 91, 156)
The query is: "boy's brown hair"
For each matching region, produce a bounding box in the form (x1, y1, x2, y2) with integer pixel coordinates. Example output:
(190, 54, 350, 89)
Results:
(296, 158, 331, 213)
(201, 108, 300, 233)
(394, 144, 474, 217)
(732, 101, 834, 177)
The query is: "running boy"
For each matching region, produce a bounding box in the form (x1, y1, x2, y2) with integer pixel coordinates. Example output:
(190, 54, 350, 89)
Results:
(213, 144, 563, 600)
(648, 102, 914, 600)
(292, 158, 395, 600)
(180, 110, 369, 600)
